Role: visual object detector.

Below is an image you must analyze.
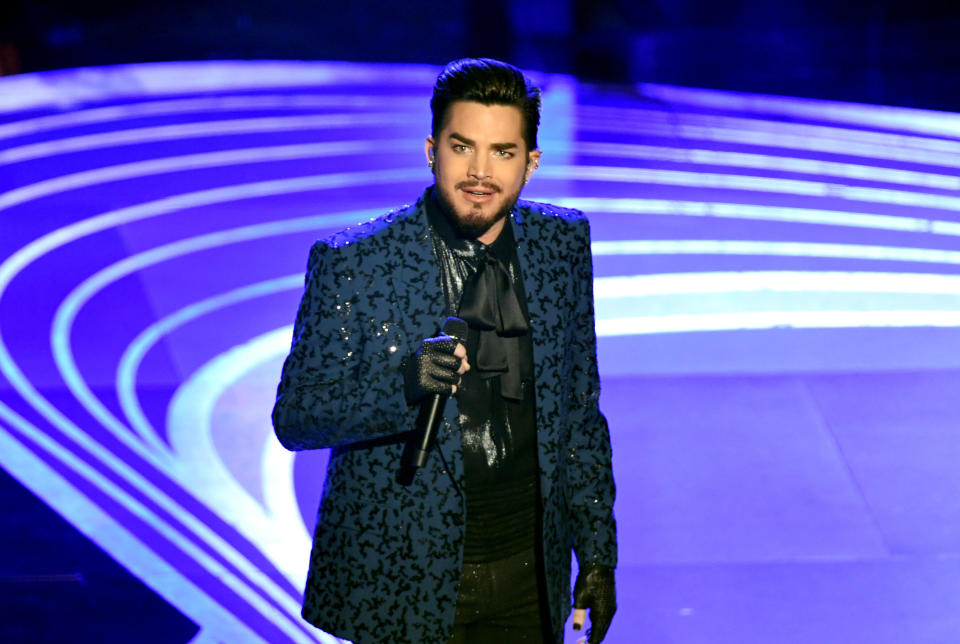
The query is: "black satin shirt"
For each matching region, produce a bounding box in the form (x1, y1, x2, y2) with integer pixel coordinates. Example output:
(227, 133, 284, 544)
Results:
(425, 188, 538, 563)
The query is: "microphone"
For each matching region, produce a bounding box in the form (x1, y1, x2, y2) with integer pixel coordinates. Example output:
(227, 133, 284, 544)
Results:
(412, 316, 468, 469)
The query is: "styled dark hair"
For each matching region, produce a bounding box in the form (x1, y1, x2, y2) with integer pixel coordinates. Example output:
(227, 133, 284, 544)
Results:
(431, 58, 541, 152)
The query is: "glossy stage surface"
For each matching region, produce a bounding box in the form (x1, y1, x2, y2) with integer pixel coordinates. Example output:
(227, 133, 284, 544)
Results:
(2, 61, 960, 643)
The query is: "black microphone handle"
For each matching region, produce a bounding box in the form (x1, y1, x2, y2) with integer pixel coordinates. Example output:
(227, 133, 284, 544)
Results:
(412, 393, 445, 468)
(412, 316, 468, 469)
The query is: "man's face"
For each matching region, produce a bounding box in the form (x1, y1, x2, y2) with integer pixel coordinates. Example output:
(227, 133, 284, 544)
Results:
(426, 101, 540, 244)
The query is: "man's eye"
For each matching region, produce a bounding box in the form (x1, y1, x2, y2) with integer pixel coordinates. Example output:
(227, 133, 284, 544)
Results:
(494, 149, 514, 159)
(452, 144, 469, 153)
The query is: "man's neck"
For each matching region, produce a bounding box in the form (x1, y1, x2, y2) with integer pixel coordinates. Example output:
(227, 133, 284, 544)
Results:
(476, 218, 506, 246)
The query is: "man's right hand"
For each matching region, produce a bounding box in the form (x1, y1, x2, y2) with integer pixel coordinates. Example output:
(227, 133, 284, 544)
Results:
(403, 334, 469, 403)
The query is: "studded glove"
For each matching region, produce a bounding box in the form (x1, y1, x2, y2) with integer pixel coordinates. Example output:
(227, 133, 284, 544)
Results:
(402, 334, 461, 403)
(573, 563, 616, 643)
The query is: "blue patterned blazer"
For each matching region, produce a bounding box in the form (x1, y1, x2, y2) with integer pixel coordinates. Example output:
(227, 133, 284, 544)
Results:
(273, 190, 616, 643)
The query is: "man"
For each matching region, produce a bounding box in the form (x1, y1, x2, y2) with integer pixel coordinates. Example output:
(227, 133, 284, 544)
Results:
(273, 58, 616, 644)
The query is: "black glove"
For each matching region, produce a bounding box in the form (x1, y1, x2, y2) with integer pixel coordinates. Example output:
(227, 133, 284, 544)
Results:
(573, 564, 616, 644)
(402, 334, 461, 404)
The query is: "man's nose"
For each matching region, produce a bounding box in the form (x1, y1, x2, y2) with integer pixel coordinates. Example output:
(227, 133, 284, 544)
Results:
(468, 155, 491, 181)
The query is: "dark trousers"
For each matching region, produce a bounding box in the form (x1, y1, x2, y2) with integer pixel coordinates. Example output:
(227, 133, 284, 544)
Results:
(446, 547, 553, 644)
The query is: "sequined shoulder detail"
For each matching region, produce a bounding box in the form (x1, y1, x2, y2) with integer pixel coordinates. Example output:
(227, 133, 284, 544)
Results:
(514, 198, 587, 224)
(324, 202, 416, 249)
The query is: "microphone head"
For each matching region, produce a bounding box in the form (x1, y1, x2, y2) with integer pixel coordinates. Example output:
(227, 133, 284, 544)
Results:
(441, 316, 469, 345)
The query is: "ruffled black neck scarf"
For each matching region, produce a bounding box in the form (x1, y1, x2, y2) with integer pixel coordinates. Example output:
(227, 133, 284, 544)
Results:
(425, 189, 530, 400)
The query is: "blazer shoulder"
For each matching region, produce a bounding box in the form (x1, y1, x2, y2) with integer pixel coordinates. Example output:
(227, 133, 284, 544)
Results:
(315, 201, 421, 255)
(515, 199, 591, 247)
(516, 198, 586, 224)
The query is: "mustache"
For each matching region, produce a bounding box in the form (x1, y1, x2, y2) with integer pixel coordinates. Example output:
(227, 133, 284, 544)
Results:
(455, 181, 501, 193)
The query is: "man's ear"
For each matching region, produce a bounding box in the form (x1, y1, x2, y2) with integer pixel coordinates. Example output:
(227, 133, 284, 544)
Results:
(525, 149, 542, 183)
(424, 138, 436, 167)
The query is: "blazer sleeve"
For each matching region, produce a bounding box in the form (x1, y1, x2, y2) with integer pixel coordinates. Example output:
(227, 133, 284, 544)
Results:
(272, 240, 413, 450)
(565, 218, 618, 568)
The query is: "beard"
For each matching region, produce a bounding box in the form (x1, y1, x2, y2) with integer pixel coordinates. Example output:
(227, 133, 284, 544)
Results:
(434, 178, 523, 240)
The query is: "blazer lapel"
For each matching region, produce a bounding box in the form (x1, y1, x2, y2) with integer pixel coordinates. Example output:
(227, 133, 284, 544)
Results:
(389, 193, 447, 339)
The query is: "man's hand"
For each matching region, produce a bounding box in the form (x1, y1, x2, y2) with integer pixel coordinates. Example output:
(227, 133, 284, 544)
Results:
(572, 564, 616, 644)
(402, 334, 469, 403)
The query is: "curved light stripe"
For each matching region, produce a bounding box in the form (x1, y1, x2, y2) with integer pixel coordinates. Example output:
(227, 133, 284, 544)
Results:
(50, 212, 382, 467)
(549, 197, 960, 236)
(595, 271, 960, 297)
(167, 329, 312, 587)
(7, 147, 958, 233)
(0, 413, 270, 644)
(0, 139, 421, 212)
(0, 168, 422, 296)
(0, 73, 432, 644)
(0, 94, 424, 141)
(51, 211, 382, 470)
(46, 215, 381, 629)
(579, 109, 960, 169)
(539, 166, 960, 213)
(8, 61, 952, 153)
(0, 205, 405, 644)
(638, 82, 960, 140)
(576, 141, 960, 191)
(0, 341, 314, 637)
(591, 240, 960, 265)
(604, 292, 958, 318)
(598, 310, 960, 336)
(186, 629, 219, 644)
(594, 272, 960, 334)
(0, 374, 316, 639)
(1, 177, 415, 644)
(579, 104, 960, 156)
(0, 171, 418, 468)
(5, 151, 958, 241)
(0, 60, 441, 113)
(0, 401, 308, 642)
(258, 333, 313, 557)
(117, 276, 303, 451)
(7, 102, 957, 178)
(0, 113, 421, 165)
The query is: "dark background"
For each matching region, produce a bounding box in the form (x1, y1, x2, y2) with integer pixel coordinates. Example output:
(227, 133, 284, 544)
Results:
(1, 0, 958, 112)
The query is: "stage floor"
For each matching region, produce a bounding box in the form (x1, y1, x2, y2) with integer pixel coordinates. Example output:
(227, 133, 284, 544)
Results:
(2, 61, 960, 643)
